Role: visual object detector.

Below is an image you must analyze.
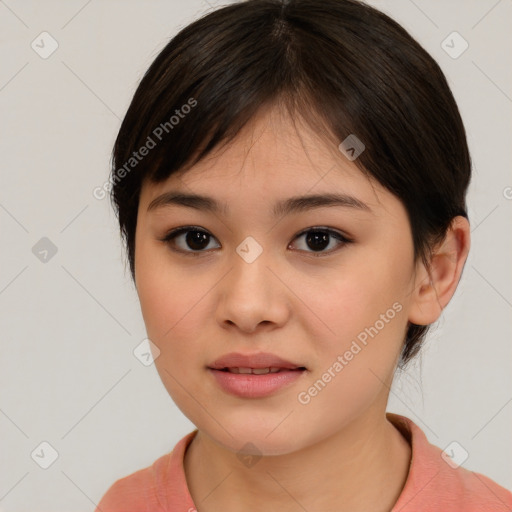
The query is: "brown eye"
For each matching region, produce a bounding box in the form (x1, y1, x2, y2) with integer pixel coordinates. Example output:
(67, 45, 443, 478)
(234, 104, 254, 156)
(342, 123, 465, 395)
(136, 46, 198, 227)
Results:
(161, 227, 220, 255)
(290, 228, 353, 256)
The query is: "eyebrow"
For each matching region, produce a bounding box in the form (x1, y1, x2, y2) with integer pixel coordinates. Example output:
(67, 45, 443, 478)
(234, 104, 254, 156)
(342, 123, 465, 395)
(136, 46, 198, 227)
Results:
(147, 191, 372, 217)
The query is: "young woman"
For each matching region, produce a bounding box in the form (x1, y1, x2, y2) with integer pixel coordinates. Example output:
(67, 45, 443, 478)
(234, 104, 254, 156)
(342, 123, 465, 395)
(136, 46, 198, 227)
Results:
(96, 0, 512, 510)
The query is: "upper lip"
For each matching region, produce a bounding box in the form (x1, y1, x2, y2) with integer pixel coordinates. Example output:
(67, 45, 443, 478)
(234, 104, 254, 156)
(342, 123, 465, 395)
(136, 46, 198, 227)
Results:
(208, 352, 305, 370)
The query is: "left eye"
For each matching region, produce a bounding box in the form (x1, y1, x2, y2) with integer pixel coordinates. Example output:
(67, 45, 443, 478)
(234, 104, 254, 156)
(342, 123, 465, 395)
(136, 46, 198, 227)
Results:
(291, 228, 352, 255)
(160, 226, 353, 256)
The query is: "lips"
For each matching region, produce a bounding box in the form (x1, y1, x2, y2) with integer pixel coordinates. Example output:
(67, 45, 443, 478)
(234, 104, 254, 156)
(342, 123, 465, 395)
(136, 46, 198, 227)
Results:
(222, 367, 285, 374)
(208, 352, 307, 398)
(208, 352, 306, 372)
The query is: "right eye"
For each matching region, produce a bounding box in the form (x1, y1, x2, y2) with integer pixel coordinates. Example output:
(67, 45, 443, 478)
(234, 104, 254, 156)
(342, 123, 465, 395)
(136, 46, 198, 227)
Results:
(160, 226, 220, 256)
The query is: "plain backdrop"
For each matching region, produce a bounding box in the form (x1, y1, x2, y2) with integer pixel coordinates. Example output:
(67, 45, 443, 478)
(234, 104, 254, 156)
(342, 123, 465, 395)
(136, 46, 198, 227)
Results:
(0, 0, 511, 510)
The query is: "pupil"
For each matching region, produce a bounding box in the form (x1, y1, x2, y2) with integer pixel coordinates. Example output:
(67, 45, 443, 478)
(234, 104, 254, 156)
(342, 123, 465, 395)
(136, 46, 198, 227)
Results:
(187, 230, 209, 250)
(307, 231, 329, 251)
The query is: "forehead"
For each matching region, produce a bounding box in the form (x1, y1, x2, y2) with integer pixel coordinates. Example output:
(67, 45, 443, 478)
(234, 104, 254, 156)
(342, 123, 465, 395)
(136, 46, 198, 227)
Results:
(139, 106, 384, 208)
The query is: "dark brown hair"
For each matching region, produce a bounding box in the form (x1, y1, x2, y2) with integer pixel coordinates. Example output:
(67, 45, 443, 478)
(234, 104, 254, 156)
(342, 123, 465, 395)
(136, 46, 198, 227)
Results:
(109, 0, 471, 368)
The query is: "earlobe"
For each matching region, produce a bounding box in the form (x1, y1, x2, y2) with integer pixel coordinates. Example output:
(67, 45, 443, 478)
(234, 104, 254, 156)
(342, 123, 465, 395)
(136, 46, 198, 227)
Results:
(408, 216, 471, 326)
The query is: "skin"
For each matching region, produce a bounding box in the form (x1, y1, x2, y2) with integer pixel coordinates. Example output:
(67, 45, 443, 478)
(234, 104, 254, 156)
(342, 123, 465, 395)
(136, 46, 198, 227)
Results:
(134, 104, 470, 511)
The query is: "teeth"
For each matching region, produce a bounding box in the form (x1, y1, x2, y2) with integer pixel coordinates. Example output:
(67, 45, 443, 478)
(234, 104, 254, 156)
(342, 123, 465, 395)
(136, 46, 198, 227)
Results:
(225, 367, 283, 374)
(252, 368, 270, 375)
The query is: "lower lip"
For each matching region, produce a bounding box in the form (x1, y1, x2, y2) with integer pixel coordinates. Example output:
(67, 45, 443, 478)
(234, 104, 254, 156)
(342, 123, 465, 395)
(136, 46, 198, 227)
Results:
(208, 368, 305, 398)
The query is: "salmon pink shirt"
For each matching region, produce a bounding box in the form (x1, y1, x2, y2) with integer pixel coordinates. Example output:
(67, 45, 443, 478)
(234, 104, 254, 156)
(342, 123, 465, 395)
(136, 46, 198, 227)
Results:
(95, 413, 512, 511)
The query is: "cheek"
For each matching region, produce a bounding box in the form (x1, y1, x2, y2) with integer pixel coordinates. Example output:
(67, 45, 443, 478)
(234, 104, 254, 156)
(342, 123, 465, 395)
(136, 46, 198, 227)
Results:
(303, 251, 411, 388)
(135, 237, 200, 351)
(311, 259, 408, 343)
(137, 270, 205, 351)
(296, 275, 408, 432)
(135, 250, 211, 413)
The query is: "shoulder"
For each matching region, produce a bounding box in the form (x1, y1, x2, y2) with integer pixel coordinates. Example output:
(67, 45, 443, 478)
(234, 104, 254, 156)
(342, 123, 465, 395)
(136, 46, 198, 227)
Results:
(452, 469, 512, 510)
(94, 430, 198, 512)
(424, 450, 512, 511)
(388, 413, 512, 512)
(94, 451, 172, 512)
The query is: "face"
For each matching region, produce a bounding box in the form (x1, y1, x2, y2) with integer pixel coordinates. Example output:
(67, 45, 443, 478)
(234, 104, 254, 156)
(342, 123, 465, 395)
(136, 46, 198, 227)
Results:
(134, 106, 419, 456)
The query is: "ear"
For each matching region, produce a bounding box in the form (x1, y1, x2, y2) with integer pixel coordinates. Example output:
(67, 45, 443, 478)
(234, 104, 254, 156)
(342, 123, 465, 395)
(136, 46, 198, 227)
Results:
(408, 216, 471, 326)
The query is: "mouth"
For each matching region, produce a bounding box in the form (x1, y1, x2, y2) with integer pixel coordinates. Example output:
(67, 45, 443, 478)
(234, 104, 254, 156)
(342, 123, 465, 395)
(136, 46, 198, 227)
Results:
(215, 367, 306, 374)
(208, 351, 306, 371)
(207, 352, 307, 398)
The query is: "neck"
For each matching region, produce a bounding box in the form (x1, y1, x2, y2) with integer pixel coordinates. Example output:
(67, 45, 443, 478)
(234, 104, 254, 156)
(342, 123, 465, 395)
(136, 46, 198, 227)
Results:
(183, 410, 411, 512)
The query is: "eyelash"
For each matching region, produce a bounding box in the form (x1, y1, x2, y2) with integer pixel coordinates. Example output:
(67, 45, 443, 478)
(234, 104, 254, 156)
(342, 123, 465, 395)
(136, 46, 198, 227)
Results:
(159, 225, 354, 258)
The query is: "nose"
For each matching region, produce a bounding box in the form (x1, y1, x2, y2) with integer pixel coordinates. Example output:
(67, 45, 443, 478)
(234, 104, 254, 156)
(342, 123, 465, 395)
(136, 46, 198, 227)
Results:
(215, 246, 290, 334)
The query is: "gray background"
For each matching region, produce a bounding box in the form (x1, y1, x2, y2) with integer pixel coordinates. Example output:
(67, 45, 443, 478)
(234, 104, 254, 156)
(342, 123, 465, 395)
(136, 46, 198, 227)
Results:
(1, 0, 511, 510)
